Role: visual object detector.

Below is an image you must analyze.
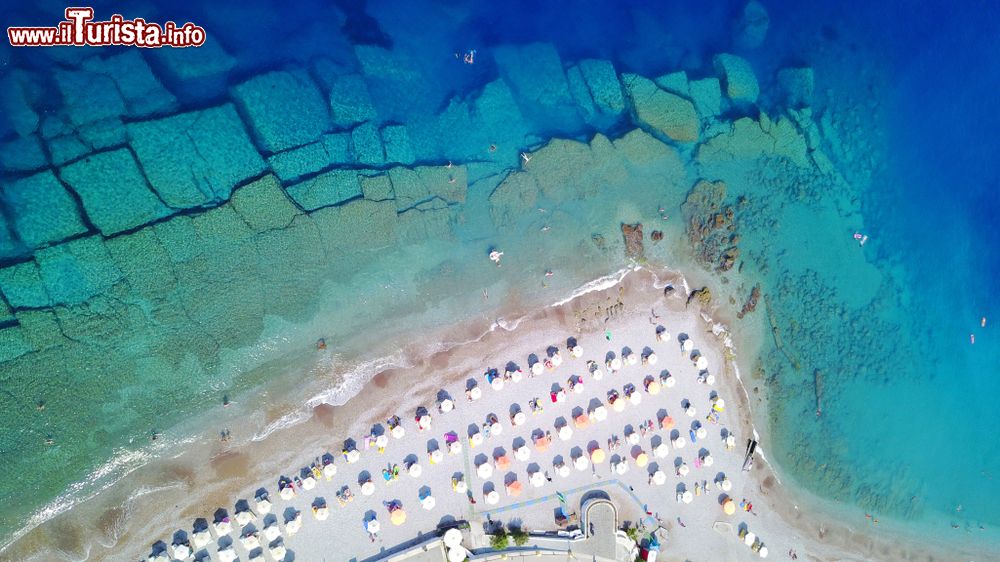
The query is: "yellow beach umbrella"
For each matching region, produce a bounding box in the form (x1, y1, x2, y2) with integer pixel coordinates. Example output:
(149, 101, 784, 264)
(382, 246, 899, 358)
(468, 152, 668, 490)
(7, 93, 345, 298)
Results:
(391, 508, 407, 526)
(723, 499, 736, 515)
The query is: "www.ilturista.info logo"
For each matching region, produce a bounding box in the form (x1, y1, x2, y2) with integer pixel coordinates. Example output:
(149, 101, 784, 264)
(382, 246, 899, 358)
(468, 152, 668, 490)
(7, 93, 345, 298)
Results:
(8, 7, 206, 47)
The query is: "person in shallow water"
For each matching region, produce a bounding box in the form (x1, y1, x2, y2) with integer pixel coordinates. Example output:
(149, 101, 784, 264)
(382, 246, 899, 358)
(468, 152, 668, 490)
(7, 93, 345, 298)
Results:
(489, 249, 503, 266)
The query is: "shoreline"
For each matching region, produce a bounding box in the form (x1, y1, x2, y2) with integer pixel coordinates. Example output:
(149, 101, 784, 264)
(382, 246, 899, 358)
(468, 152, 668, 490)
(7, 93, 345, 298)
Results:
(4, 266, 994, 562)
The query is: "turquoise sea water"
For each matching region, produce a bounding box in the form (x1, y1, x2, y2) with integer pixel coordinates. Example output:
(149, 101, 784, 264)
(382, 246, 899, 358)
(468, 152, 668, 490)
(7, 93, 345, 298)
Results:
(0, 0, 998, 556)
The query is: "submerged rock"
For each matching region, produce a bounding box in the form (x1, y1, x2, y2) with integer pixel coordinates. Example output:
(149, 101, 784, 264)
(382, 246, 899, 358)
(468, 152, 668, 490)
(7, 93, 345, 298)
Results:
(286, 170, 363, 211)
(738, 283, 762, 319)
(577, 59, 626, 116)
(232, 70, 332, 153)
(60, 149, 170, 236)
(732, 1, 770, 50)
(623, 74, 700, 143)
(777, 66, 816, 108)
(689, 78, 723, 119)
(2, 171, 89, 249)
(621, 223, 644, 259)
(713, 53, 760, 104)
(129, 104, 266, 208)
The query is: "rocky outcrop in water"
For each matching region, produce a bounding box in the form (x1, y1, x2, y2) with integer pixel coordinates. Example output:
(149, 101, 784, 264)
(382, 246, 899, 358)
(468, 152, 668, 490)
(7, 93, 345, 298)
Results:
(621, 223, 644, 260)
(732, 1, 770, 50)
(686, 286, 713, 307)
(681, 179, 742, 272)
(737, 283, 761, 319)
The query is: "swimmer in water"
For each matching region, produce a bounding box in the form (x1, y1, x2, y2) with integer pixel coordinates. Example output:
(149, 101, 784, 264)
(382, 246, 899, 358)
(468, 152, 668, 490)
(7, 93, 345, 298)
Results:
(541, 225, 550, 232)
(489, 249, 503, 266)
(971, 333, 975, 345)
(982, 316, 987, 328)
(520, 152, 532, 164)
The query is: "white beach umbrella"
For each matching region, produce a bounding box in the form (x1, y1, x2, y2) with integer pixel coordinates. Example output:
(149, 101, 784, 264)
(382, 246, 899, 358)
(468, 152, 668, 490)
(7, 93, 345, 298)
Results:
(682, 490, 693, 504)
(478, 462, 494, 479)
(725, 434, 736, 449)
(471, 432, 484, 447)
(312, 507, 329, 521)
(263, 523, 281, 542)
(551, 352, 563, 367)
(646, 353, 658, 365)
(573, 381, 585, 394)
(323, 463, 338, 480)
(170, 543, 191, 560)
(256, 496, 273, 514)
(672, 436, 687, 449)
(249, 550, 264, 562)
(440, 399, 454, 413)
(444, 528, 464, 548)
(705, 374, 716, 385)
(512, 411, 526, 426)
(626, 353, 638, 366)
(242, 532, 262, 549)
(279, 486, 295, 501)
(652, 470, 667, 486)
(301, 476, 316, 491)
(574, 456, 590, 471)
(696, 356, 709, 370)
(721, 478, 732, 492)
(627, 432, 641, 446)
(657, 330, 670, 342)
(454, 479, 467, 494)
(449, 440, 462, 454)
(408, 462, 422, 478)
(392, 425, 406, 439)
(361, 481, 375, 496)
(759, 546, 769, 558)
(192, 530, 211, 549)
(531, 362, 544, 376)
(430, 449, 444, 464)
(285, 514, 302, 535)
(744, 532, 757, 547)
(592, 405, 608, 421)
(611, 398, 626, 413)
(149, 554, 169, 562)
(592, 367, 604, 381)
(418, 415, 432, 430)
(678, 463, 689, 476)
(702, 454, 715, 467)
(696, 427, 707, 440)
(614, 461, 629, 475)
(556, 464, 571, 478)
(558, 426, 573, 441)
(218, 546, 237, 562)
(214, 519, 233, 536)
(654, 443, 669, 458)
(367, 519, 381, 534)
(510, 369, 523, 383)
(448, 547, 468, 562)
(490, 422, 504, 436)
(346, 449, 361, 463)
(269, 544, 287, 560)
(713, 398, 726, 411)
(235, 510, 254, 527)
(664, 375, 676, 388)
(486, 490, 500, 505)
(629, 392, 642, 406)
(530, 471, 546, 488)
(609, 357, 622, 371)
(469, 386, 483, 401)
(571, 345, 583, 358)
(685, 405, 696, 417)
(515, 446, 531, 462)
(421, 495, 436, 510)
(491, 377, 505, 391)
(682, 339, 694, 352)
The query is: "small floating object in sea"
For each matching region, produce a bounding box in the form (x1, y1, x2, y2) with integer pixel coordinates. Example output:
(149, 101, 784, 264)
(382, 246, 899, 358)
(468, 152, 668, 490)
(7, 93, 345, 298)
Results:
(489, 249, 503, 266)
(853, 232, 869, 246)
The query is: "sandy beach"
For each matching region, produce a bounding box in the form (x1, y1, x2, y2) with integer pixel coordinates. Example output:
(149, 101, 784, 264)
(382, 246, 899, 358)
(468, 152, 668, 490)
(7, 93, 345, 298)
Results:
(12, 268, 964, 562)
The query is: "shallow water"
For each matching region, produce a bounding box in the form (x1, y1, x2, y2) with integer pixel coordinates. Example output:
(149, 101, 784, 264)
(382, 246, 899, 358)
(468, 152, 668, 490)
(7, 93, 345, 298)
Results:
(0, 0, 998, 555)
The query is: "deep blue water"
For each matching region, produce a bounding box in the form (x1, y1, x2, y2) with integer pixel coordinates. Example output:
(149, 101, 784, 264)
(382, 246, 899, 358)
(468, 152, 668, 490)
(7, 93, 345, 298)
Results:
(1, 0, 999, 554)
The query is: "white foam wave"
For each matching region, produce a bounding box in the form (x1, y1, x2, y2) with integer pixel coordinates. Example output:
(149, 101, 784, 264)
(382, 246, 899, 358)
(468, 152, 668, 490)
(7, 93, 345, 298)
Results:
(548, 267, 634, 308)
(305, 353, 405, 409)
